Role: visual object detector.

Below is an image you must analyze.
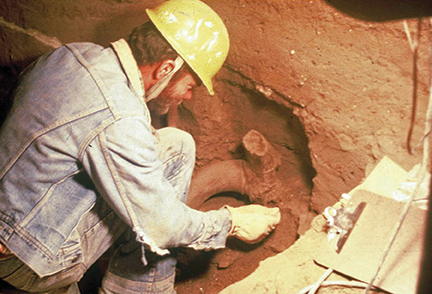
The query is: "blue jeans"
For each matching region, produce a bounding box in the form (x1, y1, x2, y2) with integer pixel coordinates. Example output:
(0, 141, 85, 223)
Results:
(0, 127, 195, 294)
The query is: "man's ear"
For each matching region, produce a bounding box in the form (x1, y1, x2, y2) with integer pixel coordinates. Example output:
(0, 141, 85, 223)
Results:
(154, 59, 176, 80)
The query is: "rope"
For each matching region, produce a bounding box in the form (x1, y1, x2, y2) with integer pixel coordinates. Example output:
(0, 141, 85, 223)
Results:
(405, 19, 422, 154)
(307, 268, 333, 294)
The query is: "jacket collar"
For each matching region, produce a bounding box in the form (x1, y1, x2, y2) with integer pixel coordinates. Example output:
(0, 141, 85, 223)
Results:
(111, 38, 145, 103)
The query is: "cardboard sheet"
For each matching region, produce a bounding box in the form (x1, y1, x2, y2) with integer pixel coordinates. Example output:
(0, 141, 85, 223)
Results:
(351, 156, 408, 198)
(315, 190, 426, 294)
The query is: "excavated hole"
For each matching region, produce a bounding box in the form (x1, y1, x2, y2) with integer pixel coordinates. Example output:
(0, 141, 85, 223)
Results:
(174, 71, 317, 294)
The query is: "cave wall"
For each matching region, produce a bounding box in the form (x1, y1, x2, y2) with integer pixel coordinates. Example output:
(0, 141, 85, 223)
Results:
(0, 0, 429, 213)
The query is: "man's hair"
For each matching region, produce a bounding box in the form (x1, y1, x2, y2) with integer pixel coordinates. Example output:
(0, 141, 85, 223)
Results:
(127, 21, 178, 66)
(127, 21, 201, 84)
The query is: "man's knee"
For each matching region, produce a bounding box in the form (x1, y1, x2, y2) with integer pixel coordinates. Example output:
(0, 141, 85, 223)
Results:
(156, 127, 196, 163)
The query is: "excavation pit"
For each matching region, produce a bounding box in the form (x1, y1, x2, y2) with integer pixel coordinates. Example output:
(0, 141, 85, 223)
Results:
(173, 72, 317, 294)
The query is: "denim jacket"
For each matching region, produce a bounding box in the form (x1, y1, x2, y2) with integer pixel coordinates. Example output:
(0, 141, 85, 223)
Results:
(0, 40, 230, 277)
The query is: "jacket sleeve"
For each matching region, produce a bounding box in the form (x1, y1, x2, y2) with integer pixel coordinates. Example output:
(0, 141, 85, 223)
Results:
(80, 116, 231, 255)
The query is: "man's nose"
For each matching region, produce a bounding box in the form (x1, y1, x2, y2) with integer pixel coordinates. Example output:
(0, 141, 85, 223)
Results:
(183, 90, 193, 101)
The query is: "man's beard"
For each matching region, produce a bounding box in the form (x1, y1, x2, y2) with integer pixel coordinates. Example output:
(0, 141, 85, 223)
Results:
(147, 98, 171, 116)
(146, 80, 183, 116)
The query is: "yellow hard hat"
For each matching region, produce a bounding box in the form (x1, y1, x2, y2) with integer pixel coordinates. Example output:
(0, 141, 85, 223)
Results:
(146, 0, 229, 95)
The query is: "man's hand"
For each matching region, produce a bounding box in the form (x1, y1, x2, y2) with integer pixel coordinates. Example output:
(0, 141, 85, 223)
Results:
(224, 205, 281, 244)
